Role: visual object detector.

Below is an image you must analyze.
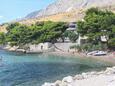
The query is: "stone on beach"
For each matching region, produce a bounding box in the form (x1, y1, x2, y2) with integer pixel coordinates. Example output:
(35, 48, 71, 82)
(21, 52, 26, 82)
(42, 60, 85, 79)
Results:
(42, 82, 55, 86)
(54, 80, 62, 86)
(42, 66, 115, 86)
(73, 74, 84, 80)
(104, 67, 115, 75)
(62, 76, 73, 83)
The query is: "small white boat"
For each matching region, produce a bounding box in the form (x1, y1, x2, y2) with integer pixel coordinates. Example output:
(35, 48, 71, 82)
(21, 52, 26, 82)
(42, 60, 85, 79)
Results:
(87, 51, 107, 56)
(87, 51, 98, 55)
(94, 51, 107, 56)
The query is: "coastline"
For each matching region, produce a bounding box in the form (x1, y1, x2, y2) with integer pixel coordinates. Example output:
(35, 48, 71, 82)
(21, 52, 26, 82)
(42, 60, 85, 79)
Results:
(42, 52, 115, 86)
(1, 48, 115, 86)
(47, 51, 115, 65)
(2, 46, 115, 65)
(42, 66, 115, 86)
(2, 44, 115, 65)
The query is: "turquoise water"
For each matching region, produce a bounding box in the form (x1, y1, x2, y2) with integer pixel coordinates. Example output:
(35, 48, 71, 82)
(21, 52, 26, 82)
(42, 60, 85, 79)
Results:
(0, 50, 113, 86)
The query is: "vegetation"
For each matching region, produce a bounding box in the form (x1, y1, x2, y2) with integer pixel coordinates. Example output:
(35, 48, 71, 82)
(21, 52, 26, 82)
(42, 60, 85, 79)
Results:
(70, 45, 82, 52)
(77, 8, 115, 50)
(70, 43, 108, 53)
(0, 8, 114, 52)
(0, 32, 6, 45)
(1, 21, 68, 46)
(63, 31, 78, 42)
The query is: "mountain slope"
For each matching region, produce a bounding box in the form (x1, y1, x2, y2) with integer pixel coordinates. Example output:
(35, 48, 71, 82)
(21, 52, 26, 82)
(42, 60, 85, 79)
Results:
(1, 0, 115, 32)
(0, 25, 7, 33)
(25, 0, 115, 19)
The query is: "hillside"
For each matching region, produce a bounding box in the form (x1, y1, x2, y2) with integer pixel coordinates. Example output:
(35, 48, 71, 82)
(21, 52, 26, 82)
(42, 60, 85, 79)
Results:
(1, 0, 115, 31)
(19, 0, 115, 24)
(25, 0, 115, 19)
(0, 25, 7, 33)
(19, 9, 85, 24)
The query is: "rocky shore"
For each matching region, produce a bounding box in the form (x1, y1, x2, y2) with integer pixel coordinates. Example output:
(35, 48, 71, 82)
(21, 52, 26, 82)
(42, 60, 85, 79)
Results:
(42, 66, 115, 86)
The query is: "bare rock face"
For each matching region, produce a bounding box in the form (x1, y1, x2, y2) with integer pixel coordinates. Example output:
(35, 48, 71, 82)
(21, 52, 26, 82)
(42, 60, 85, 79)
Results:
(25, 0, 115, 19)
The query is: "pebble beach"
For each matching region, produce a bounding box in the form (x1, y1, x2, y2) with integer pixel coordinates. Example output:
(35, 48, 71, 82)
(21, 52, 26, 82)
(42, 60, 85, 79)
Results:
(42, 66, 115, 86)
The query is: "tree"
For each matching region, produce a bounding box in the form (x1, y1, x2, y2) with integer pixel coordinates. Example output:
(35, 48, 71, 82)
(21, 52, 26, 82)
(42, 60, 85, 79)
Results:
(6, 22, 20, 32)
(108, 38, 115, 49)
(0, 32, 6, 45)
(37, 21, 68, 43)
(63, 31, 78, 42)
(77, 8, 115, 50)
(70, 45, 82, 52)
(68, 31, 78, 42)
(6, 24, 32, 46)
(5, 21, 68, 46)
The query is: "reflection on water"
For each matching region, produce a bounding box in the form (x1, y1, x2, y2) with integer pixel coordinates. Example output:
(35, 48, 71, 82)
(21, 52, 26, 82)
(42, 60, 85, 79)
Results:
(0, 50, 113, 86)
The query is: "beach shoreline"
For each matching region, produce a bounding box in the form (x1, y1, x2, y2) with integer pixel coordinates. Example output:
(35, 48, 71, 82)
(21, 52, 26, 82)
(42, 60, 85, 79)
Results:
(42, 66, 115, 86)
(1, 49, 115, 86)
(46, 51, 115, 65)
(2, 47, 115, 65)
(41, 51, 115, 86)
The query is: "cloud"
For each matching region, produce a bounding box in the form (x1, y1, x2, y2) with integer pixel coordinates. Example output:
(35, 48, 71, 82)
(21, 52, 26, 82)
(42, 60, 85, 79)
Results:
(0, 16, 4, 19)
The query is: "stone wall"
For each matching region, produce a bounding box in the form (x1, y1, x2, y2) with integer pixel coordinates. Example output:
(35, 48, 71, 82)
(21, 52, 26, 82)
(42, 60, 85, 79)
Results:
(54, 43, 78, 52)
(28, 43, 54, 52)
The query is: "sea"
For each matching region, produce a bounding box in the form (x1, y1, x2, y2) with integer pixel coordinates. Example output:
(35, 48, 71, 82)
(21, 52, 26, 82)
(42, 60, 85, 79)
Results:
(0, 50, 113, 86)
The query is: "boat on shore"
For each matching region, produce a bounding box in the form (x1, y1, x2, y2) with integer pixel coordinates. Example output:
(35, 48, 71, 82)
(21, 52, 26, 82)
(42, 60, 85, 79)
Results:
(87, 51, 107, 56)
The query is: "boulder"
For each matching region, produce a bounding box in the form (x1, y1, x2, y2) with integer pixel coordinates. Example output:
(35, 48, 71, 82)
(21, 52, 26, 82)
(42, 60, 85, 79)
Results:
(62, 76, 73, 83)
(104, 67, 115, 75)
(54, 80, 62, 86)
(73, 75, 84, 80)
(42, 82, 55, 86)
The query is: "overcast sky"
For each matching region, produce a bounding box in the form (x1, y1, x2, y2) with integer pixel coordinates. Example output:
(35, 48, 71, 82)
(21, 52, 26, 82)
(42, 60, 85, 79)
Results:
(0, 0, 55, 24)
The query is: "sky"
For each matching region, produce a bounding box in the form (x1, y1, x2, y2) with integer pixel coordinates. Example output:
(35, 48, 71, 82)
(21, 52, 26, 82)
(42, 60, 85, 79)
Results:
(0, 0, 56, 24)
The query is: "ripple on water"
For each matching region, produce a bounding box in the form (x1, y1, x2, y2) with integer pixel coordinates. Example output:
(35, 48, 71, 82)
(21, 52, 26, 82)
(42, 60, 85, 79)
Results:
(0, 50, 113, 86)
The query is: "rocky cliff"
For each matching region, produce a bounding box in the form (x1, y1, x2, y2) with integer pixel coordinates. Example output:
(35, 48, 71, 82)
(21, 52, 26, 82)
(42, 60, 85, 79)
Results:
(26, 0, 115, 19)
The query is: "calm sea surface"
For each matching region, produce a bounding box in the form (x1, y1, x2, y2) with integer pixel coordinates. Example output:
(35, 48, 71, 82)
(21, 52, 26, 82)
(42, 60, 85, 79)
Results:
(0, 50, 113, 86)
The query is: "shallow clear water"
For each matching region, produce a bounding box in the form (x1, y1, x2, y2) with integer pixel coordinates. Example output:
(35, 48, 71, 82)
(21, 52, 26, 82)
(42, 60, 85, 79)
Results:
(0, 50, 113, 86)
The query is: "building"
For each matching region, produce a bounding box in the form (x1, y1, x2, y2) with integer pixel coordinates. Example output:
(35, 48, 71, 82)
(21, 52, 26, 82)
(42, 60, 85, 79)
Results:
(66, 22, 87, 45)
(67, 22, 77, 31)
